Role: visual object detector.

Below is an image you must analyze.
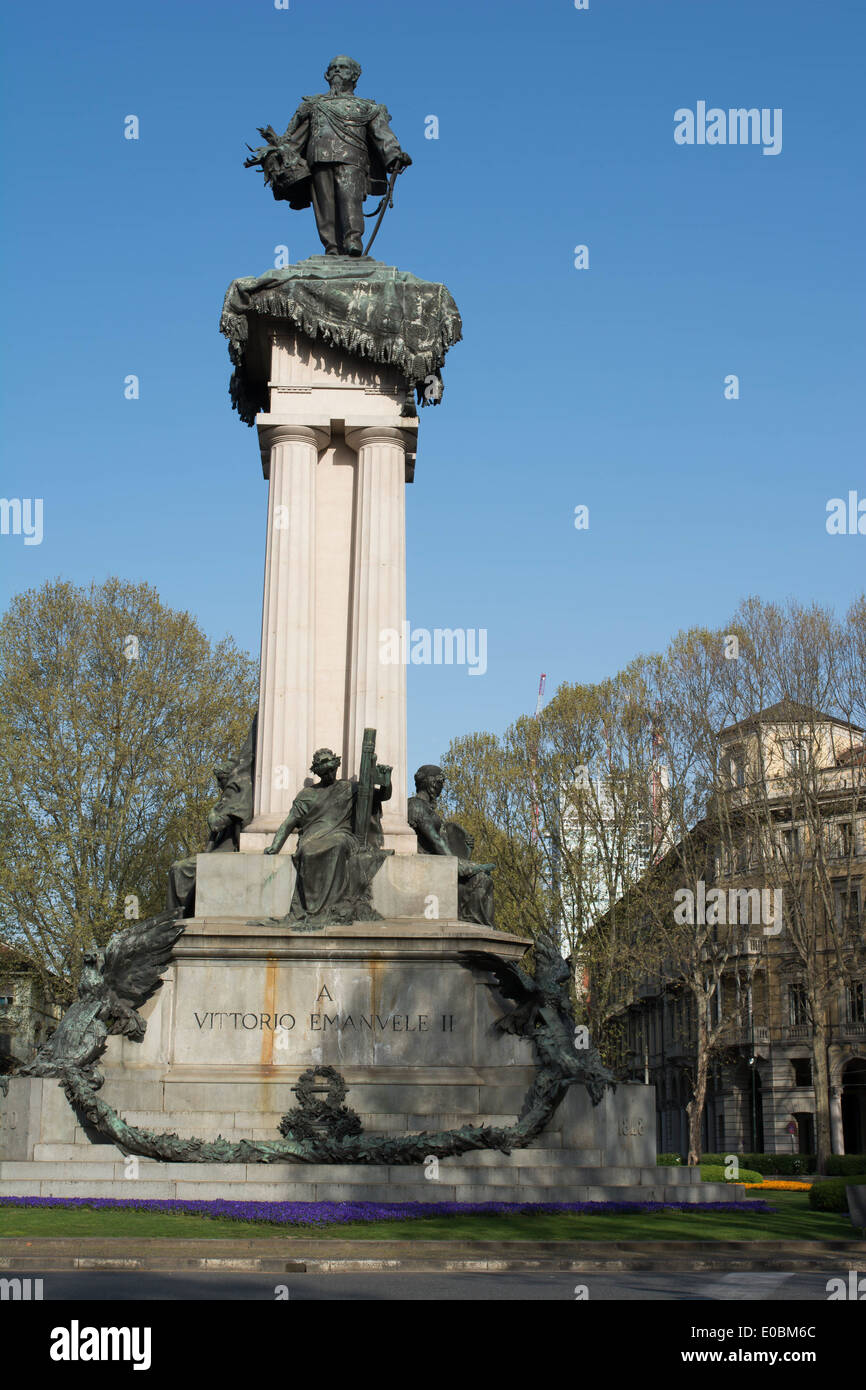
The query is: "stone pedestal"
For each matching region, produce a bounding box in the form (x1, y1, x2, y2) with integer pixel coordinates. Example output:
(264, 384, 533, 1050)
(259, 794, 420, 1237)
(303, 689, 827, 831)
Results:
(242, 327, 418, 853)
(194, 853, 458, 921)
(0, 913, 741, 1203)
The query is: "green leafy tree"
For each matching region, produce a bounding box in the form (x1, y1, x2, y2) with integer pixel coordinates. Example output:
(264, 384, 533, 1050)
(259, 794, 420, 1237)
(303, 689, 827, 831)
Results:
(0, 577, 257, 1002)
(439, 728, 548, 940)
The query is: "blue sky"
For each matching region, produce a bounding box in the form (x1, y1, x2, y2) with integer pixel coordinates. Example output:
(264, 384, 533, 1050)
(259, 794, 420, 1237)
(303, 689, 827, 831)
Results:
(2, 0, 863, 783)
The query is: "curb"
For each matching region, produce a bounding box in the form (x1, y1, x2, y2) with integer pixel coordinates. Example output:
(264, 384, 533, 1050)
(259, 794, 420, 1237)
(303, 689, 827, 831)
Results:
(2, 1237, 864, 1274)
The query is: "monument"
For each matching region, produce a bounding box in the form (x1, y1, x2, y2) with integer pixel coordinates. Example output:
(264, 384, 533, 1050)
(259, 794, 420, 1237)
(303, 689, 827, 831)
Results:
(0, 56, 736, 1206)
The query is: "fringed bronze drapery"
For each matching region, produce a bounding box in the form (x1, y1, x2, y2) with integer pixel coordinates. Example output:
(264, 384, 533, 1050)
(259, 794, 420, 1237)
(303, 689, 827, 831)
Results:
(220, 257, 462, 424)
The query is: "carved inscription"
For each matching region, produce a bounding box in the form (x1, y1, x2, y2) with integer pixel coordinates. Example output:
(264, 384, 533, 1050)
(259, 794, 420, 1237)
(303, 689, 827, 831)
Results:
(193, 1010, 457, 1032)
(192, 984, 457, 1035)
(618, 1116, 646, 1137)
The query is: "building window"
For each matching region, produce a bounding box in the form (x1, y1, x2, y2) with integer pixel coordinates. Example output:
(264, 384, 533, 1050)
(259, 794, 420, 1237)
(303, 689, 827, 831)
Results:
(791, 1057, 812, 1087)
(729, 746, 746, 788)
(784, 740, 808, 773)
(835, 886, 862, 933)
(788, 983, 809, 1028)
(833, 821, 855, 859)
(782, 827, 801, 858)
(0, 995, 13, 1006)
(845, 981, 865, 1024)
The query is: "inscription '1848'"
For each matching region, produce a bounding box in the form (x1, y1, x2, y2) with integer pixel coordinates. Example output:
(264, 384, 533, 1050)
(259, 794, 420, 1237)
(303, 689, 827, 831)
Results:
(193, 1011, 456, 1032)
(619, 1116, 646, 1137)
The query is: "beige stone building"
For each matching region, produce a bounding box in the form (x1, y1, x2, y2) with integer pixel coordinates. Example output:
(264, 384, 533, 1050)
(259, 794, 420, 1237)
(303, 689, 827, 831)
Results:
(606, 702, 866, 1157)
(0, 953, 60, 1074)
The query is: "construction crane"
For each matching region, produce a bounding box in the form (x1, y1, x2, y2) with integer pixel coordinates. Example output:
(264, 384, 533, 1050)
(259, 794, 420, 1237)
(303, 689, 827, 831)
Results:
(535, 672, 547, 718)
(650, 700, 669, 860)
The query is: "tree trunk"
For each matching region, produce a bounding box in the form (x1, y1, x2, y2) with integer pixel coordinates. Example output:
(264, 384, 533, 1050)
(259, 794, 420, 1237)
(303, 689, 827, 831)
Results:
(811, 1014, 833, 1175)
(687, 1011, 709, 1166)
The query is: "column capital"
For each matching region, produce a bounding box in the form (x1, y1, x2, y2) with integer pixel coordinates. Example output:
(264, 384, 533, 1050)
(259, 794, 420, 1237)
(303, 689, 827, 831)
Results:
(256, 422, 330, 479)
(344, 425, 409, 453)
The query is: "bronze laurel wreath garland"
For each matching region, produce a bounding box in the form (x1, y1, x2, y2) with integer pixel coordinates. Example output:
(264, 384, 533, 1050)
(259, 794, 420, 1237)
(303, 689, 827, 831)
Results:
(31, 921, 613, 1165)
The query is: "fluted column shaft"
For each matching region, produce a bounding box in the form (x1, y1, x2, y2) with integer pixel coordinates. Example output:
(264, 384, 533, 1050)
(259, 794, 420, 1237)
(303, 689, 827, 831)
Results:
(346, 426, 413, 849)
(253, 423, 326, 824)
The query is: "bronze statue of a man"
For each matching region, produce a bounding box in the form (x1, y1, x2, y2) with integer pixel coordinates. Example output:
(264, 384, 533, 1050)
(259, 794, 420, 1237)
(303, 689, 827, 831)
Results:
(166, 717, 257, 917)
(407, 765, 496, 927)
(246, 55, 412, 257)
(264, 746, 392, 925)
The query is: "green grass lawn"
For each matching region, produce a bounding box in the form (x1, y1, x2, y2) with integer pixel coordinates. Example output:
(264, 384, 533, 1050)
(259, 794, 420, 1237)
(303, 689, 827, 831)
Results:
(0, 1192, 857, 1242)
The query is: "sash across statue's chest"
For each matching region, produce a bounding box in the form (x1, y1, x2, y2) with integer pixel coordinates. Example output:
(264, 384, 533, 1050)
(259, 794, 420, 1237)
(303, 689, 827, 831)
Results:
(309, 98, 372, 149)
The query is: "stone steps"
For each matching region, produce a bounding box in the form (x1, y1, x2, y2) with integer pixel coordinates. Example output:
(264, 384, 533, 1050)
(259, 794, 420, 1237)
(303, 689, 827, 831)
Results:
(5, 1159, 671, 1185)
(0, 1178, 738, 1203)
(0, 1158, 738, 1205)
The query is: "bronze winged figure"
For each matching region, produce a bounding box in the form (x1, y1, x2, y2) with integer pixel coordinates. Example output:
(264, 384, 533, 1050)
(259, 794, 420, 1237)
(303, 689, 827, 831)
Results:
(461, 930, 615, 1107)
(22, 909, 185, 1087)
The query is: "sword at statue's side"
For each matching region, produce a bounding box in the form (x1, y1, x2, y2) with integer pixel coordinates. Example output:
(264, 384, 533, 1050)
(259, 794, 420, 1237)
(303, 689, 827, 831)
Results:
(364, 166, 402, 257)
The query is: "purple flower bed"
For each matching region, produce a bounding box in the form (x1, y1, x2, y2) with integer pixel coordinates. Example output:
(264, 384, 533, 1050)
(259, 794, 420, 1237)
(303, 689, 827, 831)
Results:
(0, 1196, 774, 1226)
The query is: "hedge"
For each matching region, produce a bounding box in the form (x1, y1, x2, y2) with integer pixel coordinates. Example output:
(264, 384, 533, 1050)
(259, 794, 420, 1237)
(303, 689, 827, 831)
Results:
(682, 1153, 816, 1176)
(701, 1164, 764, 1185)
(656, 1152, 865, 1175)
(808, 1174, 866, 1213)
(826, 1155, 866, 1176)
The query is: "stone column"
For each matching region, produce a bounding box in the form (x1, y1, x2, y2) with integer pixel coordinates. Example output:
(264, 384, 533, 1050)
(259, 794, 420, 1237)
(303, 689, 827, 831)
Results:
(345, 425, 415, 853)
(250, 422, 329, 831)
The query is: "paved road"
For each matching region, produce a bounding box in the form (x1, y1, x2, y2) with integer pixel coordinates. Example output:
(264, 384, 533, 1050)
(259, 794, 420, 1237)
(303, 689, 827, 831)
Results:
(1, 1270, 843, 1300)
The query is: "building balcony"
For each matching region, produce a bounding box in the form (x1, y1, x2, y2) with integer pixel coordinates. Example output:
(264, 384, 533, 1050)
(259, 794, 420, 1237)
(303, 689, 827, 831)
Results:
(743, 936, 769, 955)
(708, 1020, 865, 1049)
(727, 1025, 771, 1048)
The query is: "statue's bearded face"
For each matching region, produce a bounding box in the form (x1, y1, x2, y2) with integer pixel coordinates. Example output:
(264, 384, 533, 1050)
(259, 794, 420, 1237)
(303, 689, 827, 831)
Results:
(326, 57, 360, 93)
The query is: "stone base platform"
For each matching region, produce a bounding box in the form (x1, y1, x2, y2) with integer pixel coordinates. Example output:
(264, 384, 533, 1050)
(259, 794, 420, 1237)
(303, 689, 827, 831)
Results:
(0, 911, 742, 1204)
(0, 1079, 740, 1204)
